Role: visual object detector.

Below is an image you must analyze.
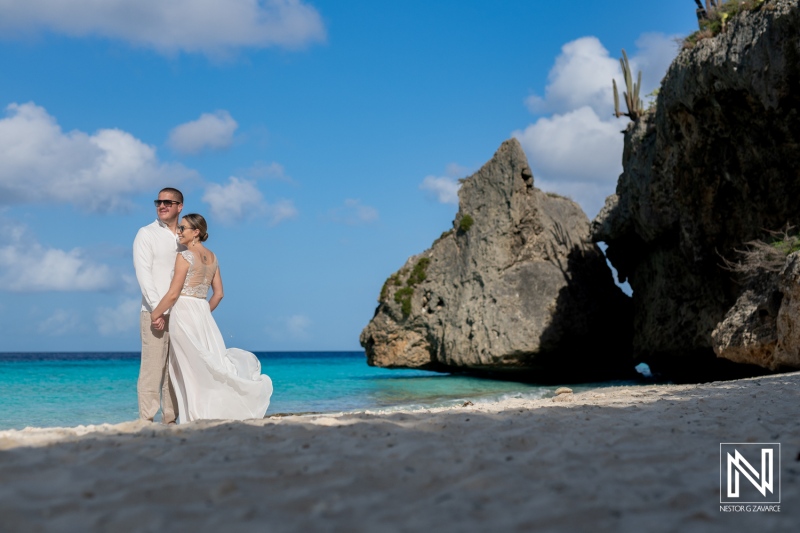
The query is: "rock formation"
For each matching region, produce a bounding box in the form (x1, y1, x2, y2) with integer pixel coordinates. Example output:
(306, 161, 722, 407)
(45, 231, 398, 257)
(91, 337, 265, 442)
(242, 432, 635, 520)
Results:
(361, 139, 631, 381)
(592, 0, 800, 379)
(713, 250, 800, 370)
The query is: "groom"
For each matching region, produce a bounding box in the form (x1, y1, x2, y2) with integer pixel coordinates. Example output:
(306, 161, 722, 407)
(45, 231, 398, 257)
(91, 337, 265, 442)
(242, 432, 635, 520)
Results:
(133, 187, 186, 424)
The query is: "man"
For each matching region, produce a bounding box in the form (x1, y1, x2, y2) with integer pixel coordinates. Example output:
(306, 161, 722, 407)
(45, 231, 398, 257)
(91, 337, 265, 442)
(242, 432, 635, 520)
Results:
(133, 187, 186, 423)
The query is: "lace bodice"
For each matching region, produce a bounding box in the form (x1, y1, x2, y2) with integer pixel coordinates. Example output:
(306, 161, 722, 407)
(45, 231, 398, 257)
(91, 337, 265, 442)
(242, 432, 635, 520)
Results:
(179, 250, 218, 299)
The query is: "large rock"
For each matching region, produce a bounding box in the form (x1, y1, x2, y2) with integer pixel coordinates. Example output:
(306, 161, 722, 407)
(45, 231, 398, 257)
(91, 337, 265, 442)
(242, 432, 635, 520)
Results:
(361, 139, 631, 381)
(592, 0, 800, 379)
(711, 270, 781, 368)
(713, 251, 800, 370)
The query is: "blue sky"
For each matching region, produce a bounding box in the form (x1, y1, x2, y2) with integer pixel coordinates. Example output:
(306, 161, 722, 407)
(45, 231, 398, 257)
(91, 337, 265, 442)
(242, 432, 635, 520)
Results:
(0, 1, 697, 352)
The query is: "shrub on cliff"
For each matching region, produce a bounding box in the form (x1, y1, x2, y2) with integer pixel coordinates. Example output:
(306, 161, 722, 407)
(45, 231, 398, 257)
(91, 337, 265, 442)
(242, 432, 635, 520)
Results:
(686, 0, 766, 48)
(722, 227, 800, 280)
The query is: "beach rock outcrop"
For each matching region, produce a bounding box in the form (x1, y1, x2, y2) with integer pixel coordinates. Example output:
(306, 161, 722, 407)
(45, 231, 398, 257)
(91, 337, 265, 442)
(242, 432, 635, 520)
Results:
(361, 139, 632, 381)
(592, 0, 800, 379)
(712, 251, 800, 370)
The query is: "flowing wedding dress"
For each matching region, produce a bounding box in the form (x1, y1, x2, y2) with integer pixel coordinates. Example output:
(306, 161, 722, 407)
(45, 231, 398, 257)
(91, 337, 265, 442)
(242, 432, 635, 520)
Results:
(168, 250, 272, 423)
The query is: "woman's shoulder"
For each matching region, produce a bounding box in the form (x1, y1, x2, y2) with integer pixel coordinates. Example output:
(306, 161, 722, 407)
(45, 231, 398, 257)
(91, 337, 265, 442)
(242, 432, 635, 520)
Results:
(178, 249, 195, 264)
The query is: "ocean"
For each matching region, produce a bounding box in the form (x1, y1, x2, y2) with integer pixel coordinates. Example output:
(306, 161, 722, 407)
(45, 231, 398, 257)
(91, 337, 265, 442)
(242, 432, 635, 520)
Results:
(0, 351, 573, 431)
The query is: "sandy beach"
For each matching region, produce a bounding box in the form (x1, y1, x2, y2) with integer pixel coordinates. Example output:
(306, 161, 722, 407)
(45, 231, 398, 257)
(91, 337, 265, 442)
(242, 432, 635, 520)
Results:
(1, 373, 797, 532)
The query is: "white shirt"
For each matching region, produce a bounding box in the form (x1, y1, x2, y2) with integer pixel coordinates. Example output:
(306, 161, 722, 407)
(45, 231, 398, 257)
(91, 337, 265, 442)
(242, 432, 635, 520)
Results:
(133, 219, 186, 313)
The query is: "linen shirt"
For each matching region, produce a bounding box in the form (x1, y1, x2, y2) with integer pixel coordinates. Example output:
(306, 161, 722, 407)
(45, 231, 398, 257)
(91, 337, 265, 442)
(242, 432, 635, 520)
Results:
(133, 219, 186, 313)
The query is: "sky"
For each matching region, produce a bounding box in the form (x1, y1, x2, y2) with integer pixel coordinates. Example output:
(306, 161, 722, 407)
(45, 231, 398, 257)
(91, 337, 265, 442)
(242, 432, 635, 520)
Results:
(0, 1, 699, 352)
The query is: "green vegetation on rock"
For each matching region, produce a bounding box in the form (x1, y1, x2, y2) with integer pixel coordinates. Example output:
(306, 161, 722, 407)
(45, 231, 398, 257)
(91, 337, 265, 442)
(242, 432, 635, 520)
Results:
(394, 287, 415, 317)
(723, 226, 800, 279)
(383, 257, 432, 317)
(380, 273, 402, 302)
(685, 0, 765, 48)
(459, 214, 474, 232)
(407, 257, 430, 286)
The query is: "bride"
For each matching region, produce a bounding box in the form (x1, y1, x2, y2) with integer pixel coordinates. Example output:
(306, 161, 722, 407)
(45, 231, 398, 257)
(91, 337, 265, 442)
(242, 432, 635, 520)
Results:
(150, 213, 272, 423)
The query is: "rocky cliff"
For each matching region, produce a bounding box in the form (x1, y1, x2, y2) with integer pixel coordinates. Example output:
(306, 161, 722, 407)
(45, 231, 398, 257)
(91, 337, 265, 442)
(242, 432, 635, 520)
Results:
(592, 0, 800, 379)
(361, 139, 632, 381)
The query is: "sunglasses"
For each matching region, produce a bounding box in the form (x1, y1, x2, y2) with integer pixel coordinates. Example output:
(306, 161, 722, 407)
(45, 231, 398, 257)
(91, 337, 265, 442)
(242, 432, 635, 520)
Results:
(177, 225, 195, 233)
(154, 200, 181, 207)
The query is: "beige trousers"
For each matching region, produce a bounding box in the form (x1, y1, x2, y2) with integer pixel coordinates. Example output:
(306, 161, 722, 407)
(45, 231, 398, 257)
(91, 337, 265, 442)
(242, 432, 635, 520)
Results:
(138, 311, 178, 424)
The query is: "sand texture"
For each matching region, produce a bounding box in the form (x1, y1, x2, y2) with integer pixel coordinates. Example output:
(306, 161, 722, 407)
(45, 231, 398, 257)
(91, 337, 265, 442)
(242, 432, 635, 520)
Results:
(1, 373, 798, 532)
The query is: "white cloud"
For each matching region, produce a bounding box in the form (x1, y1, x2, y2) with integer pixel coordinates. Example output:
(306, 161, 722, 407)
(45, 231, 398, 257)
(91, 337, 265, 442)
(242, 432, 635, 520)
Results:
(287, 314, 311, 338)
(202, 176, 298, 226)
(245, 161, 292, 182)
(0, 244, 115, 292)
(420, 163, 469, 205)
(267, 199, 300, 226)
(265, 313, 312, 340)
(631, 33, 682, 93)
(327, 199, 379, 225)
(0, 0, 326, 57)
(525, 37, 619, 118)
(0, 102, 196, 213)
(525, 34, 678, 118)
(420, 176, 460, 205)
(513, 106, 622, 184)
(0, 220, 116, 292)
(168, 110, 238, 155)
(38, 309, 81, 336)
(516, 34, 679, 218)
(96, 298, 141, 335)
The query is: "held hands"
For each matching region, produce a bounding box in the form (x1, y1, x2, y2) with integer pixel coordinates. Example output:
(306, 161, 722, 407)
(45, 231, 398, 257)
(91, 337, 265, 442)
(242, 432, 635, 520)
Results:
(152, 316, 166, 331)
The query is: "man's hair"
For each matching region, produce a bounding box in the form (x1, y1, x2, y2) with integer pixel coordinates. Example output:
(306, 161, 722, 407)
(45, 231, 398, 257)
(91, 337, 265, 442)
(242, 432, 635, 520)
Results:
(159, 187, 184, 204)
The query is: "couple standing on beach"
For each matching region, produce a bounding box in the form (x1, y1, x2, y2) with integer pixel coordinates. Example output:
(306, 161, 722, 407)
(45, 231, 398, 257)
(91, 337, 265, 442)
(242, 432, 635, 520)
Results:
(133, 187, 273, 424)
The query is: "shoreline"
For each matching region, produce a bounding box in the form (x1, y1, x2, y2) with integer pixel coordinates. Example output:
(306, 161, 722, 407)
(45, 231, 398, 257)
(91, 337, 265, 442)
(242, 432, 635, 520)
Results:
(1, 372, 798, 531)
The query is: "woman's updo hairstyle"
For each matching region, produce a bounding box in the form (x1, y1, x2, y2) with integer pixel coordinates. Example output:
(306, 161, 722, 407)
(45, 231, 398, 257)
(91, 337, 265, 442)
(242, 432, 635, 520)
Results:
(183, 213, 209, 242)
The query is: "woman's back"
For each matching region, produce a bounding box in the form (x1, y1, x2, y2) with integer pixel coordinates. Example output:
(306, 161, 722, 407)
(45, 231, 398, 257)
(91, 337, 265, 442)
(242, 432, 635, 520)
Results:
(179, 249, 217, 299)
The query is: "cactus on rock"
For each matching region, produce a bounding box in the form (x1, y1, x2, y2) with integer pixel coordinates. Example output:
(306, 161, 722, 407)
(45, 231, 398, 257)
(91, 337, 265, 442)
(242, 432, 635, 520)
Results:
(612, 49, 643, 121)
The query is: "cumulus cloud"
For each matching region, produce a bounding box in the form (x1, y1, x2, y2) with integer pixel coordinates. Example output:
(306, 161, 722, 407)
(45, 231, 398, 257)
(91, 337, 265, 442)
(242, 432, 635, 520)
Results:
(525, 37, 620, 117)
(245, 161, 293, 182)
(0, 0, 326, 57)
(96, 298, 141, 335)
(526, 34, 678, 118)
(327, 199, 379, 225)
(0, 102, 196, 213)
(168, 110, 238, 155)
(420, 176, 460, 205)
(514, 106, 622, 184)
(0, 223, 115, 292)
(202, 176, 298, 225)
(38, 309, 81, 336)
(419, 163, 469, 205)
(515, 33, 679, 218)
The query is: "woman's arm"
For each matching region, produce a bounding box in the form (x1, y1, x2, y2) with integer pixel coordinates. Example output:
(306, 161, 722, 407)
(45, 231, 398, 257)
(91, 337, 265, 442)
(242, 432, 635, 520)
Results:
(151, 254, 190, 324)
(209, 265, 224, 312)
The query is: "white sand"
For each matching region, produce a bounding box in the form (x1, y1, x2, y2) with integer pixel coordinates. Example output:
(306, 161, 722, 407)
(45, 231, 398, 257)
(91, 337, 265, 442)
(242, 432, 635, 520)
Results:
(1, 373, 798, 532)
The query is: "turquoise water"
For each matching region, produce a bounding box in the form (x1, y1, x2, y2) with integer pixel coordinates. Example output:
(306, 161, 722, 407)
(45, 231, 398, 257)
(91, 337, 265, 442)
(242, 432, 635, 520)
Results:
(0, 352, 561, 430)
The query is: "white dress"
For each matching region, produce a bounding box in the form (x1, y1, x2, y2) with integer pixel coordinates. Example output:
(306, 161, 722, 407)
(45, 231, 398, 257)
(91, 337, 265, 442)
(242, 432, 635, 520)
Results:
(168, 250, 272, 423)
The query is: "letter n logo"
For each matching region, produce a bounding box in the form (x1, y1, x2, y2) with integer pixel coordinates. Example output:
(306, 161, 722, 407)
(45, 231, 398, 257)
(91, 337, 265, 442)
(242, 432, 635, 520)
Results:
(720, 443, 780, 504)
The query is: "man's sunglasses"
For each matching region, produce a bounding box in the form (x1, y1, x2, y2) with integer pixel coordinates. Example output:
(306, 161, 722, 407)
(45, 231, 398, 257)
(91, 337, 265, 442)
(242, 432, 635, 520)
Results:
(154, 200, 181, 207)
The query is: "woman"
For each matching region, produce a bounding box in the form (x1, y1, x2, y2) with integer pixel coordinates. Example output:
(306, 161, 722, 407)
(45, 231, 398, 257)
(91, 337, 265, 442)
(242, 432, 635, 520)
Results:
(151, 214, 272, 423)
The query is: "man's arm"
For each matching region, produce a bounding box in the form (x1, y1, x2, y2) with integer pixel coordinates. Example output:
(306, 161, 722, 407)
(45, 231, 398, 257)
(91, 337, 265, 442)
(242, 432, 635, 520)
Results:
(133, 228, 162, 311)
